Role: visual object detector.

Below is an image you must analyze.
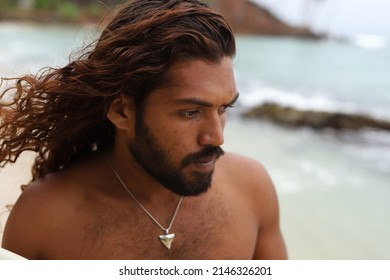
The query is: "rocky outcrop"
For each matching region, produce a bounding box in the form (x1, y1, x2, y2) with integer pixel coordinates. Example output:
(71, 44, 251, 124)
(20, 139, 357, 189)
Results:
(1, 0, 321, 38)
(243, 103, 390, 131)
(210, 0, 320, 38)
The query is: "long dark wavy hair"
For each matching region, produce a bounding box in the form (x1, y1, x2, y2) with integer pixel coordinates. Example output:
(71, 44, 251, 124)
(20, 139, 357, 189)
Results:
(0, 0, 236, 181)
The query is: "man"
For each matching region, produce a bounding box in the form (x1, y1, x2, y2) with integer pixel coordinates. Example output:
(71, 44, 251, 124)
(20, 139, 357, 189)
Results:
(0, 0, 287, 259)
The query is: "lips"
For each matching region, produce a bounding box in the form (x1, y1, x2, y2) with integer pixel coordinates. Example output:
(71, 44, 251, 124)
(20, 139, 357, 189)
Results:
(181, 146, 225, 169)
(191, 157, 217, 172)
(193, 156, 217, 164)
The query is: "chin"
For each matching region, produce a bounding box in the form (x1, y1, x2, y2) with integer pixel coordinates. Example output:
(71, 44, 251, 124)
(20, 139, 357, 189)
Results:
(165, 170, 214, 197)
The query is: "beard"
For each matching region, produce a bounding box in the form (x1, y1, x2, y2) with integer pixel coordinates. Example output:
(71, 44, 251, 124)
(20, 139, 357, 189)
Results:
(127, 117, 224, 196)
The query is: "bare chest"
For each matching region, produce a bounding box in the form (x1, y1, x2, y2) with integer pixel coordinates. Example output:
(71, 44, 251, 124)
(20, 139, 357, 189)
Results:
(48, 193, 258, 259)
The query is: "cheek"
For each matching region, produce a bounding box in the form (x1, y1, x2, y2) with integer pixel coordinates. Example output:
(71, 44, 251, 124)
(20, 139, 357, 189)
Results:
(144, 108, 198, 157)
(157, 125, 194, 156)
(170, 128, 191, 151)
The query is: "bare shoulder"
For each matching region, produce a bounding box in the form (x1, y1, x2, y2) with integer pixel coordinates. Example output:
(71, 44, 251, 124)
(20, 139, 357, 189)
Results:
(217, 152, 278, 219)
(2, 152, 118, 259)
(218, 152, 275, 194)
(1, 151, 110, 257)
(1, 172, 79, 259)
(220, 152, 270, 174)
(217, 152, 288, 259)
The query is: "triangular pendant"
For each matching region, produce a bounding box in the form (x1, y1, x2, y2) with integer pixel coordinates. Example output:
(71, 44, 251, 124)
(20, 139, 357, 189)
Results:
(159, 233, 175, 250)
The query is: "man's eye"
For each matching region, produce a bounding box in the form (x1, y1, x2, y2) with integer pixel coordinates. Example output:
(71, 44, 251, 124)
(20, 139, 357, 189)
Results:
(181, 110, 199, 118)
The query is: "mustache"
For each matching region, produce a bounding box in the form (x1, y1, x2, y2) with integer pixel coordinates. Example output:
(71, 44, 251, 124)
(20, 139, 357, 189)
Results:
(181, 146, 225, 168)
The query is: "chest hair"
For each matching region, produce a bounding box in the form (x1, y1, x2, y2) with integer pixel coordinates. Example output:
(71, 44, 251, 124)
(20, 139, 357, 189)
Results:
(78, 192, 236, 259)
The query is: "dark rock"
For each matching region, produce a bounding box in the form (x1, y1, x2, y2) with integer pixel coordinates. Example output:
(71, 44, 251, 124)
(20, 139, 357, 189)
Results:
(242, 102, 390, 131)
(210, 0, 322, 38)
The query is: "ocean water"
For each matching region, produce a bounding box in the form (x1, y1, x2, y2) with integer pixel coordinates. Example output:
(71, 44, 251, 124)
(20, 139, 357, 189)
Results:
(1, 23, 390, 259)
(230, 35, 390, 259)
(231, 35, 390, 259)
(234, 35, 390, 119)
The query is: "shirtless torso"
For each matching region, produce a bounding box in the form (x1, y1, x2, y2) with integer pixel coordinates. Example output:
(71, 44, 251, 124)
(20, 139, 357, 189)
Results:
(2, 152, 286, 259)
(1, 0, 288, 261)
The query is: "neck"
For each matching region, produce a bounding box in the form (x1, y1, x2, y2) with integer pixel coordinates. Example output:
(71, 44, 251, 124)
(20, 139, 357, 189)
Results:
(108, 145, 180, 206)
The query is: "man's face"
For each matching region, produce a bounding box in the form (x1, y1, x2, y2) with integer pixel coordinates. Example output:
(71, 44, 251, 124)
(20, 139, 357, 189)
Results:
(128, 57, 238, 196)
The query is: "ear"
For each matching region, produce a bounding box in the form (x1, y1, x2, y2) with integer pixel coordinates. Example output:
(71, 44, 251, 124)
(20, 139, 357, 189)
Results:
(106, 95, 134, 130)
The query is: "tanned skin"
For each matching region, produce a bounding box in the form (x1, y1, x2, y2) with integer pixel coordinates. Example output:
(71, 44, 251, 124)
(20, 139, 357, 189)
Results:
(2, 57, 287, 260)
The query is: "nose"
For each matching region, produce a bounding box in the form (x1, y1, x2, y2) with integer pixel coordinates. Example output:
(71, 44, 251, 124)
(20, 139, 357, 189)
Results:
(198, 113, 225, 147)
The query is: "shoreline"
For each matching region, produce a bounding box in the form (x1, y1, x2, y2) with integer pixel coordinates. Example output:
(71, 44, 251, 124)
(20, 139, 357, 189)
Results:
(0, 1, 322, 39)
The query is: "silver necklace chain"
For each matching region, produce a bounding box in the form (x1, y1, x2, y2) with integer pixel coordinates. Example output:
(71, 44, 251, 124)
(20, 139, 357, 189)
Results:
(108, 156, 183, 234)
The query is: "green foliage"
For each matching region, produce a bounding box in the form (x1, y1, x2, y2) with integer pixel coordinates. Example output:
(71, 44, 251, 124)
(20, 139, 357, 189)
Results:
(58, 1, 80, 20)
(0, 0, 211, 22)
(86, 3, 106, 18)
(0, 0, 18, 8)
(35, 0, 57, 10)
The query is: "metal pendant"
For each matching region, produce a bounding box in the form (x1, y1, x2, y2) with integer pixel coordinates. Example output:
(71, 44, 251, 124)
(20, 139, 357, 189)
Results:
(159, 233, 175, 250)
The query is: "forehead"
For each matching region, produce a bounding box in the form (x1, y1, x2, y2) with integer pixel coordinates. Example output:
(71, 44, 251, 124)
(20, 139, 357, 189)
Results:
(149, 57, 237, 105)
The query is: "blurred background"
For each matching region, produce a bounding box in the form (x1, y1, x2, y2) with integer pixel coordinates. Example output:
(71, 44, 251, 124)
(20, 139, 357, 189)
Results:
(1, 0, 389, 259)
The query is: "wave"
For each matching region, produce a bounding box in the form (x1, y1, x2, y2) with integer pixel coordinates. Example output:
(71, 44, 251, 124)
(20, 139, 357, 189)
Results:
(347, 34, 389, 50)
(236, 77, 390, 121)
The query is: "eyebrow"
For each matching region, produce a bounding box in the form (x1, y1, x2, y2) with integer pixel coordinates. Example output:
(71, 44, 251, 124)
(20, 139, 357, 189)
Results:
(174, 93, 240, 107)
